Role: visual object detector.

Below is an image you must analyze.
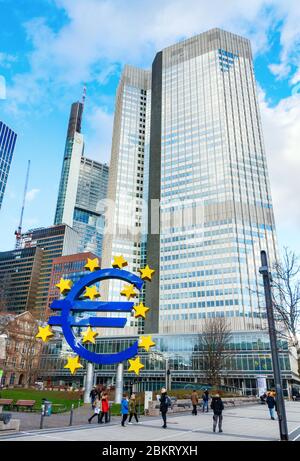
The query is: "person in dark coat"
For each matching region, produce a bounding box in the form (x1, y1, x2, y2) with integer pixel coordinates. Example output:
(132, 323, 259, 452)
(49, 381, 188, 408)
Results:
(128, 394, 140, 424)
(266, 392, 277, 420)
(202, 389, 210, 412)
(159, 388, 170, 428)
(210, 394, 224, 433)
(191, 390, 199, 415)
(89, 387, 99, 409)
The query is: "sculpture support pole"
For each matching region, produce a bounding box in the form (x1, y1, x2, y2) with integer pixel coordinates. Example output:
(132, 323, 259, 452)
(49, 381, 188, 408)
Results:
(115, 362, 124, 404)
(83, 362, 94, 404)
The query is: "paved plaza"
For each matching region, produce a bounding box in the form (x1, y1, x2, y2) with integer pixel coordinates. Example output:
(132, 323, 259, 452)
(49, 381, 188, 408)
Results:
(1, 402, 300, 442)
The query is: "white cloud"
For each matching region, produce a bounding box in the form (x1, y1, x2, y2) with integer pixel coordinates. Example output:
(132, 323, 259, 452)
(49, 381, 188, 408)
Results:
(0, 52, 17, 68)
(85, 106, 114, 164)
(25, 188, 40, 202)
(259, 89, 300, 251)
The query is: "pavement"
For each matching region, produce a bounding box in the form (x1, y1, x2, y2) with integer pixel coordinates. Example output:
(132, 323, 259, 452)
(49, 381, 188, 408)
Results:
(1, 402, 300, 441)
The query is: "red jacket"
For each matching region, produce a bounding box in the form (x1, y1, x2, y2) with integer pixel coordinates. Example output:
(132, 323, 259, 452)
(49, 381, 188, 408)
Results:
(102, 398, 109, 413)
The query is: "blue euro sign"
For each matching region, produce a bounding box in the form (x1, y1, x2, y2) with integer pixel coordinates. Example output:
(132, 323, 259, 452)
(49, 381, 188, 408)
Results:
(48, 268, 144, 365)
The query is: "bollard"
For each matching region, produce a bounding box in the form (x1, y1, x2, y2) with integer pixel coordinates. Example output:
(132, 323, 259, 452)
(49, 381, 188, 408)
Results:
(69, 403, 74, 426)
(40, 404, 45, 429)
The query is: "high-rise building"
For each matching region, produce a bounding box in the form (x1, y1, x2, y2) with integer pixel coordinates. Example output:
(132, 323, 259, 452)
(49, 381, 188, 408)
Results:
(0, 247, 43, 315)
(146, 28, 278, 335)
(0, 121, 17, 210)
(103, 30, 278, 336)
(19, 224, 79, 319)
(101, 65, 151, 336)
(54, 101, 109, 257)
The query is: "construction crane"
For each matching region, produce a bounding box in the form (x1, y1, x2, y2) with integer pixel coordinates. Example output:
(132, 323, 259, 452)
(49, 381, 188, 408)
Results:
(15, 159, 30, 248)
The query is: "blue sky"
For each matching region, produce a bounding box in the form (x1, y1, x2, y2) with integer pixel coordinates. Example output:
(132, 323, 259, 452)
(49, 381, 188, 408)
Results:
(0, 0, 300, 256)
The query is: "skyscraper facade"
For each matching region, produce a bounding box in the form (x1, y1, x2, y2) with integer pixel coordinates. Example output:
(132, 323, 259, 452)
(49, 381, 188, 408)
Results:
(101, 65, 151, 336)
(73, 157, 109, 255)
(146, 28, 278, 335)
(0, 247, 43, 315)
(54, 102, 109, 257)
(0, 121, 17, 210)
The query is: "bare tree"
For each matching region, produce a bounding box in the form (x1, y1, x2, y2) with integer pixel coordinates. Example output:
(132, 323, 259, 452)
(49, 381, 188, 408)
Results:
(271, 247, 300, 373)
(201, 317, 232, 386)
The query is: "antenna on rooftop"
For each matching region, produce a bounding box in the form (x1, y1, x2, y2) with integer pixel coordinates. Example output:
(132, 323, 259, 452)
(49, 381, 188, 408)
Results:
(82, 84, 87, 111)
(15, 160, 31, 249)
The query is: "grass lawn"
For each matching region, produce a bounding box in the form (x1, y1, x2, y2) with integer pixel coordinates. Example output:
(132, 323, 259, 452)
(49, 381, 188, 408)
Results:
(0, 388, 83, 413)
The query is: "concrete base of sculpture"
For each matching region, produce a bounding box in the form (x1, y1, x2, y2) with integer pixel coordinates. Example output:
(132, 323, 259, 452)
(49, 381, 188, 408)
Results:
(0, 419, 20, 432)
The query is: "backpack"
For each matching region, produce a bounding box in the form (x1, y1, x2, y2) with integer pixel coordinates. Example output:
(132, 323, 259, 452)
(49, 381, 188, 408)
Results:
(166, 396, 172, 408)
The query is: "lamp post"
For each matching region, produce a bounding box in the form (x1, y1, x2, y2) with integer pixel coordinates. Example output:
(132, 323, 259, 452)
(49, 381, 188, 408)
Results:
(259, 250, 289, 441)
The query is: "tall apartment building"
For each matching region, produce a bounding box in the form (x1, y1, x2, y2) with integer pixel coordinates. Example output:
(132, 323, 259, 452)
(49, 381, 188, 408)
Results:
(19, 224, 79, 319)
(101, 65, 151, 336)
(54, 101, 109, 257)
(0, 121, 17, 210)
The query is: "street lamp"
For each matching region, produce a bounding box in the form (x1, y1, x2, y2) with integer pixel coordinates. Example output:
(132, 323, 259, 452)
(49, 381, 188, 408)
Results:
(259, 250, 289, 441)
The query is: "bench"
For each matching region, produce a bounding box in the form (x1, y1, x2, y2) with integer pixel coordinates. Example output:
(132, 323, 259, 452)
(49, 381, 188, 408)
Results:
(0, 399, 13, 411)
(14, 400, 36, 412)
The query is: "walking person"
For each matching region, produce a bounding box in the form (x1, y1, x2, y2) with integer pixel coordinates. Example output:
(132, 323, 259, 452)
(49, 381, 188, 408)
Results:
(211, 394, 224, 433)
(159, 388, 171, 429)
(121, 394, 129, 427)
(99, 392, 110, 424)
(89, 386, 98, 409)
(191, 390, 199, 415)
(88, 395, 102, 424)
(202, 389, 210, 412)
(266, 391, 277, 420)
(128, 394, 140, 424)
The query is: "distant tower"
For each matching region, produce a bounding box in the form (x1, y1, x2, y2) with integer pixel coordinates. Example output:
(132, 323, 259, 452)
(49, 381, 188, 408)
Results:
(54, 92, 109, 257)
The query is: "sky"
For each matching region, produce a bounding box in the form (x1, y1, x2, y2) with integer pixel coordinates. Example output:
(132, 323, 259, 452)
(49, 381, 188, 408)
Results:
(0, 0, 299, 257)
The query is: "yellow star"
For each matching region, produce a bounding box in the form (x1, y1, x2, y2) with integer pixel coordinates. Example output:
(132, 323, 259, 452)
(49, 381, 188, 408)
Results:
(85, 258, 100, 272)
(56, 278, 73, 294)
(128, 356, 144, 376)
(81, 327, 98, 344)
(64, 356, 83, 375)
(139, 265, 155, 281)
(36, 325, 54, 342)
(83, 285, 100, 300)
(133, 302, 150, 318)
(139, 335, 156, 352)
(120, 284, 137, 300)
(112, 255, 128, 269)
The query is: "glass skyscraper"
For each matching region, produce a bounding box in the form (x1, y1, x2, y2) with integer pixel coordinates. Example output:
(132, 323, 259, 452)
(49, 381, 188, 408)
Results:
(103, 29, 278, 337)
(0, 121, 17, 210)
(102, 65, 151, 336)
(54, 102, 109, 257)
(146, 28, 277, 335)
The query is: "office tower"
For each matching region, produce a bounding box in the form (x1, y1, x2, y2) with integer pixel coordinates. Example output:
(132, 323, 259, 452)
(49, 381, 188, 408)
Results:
(73, 158, 109, 255)
(0, 121, 17, 210)
(19, 224, 79, 319)
(0, 247, 43, 315)
(146, 28, 278, 334)
(101, 65, 151, 336)
(54, 102, 84, 226)
(54, 102, 109, 256)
